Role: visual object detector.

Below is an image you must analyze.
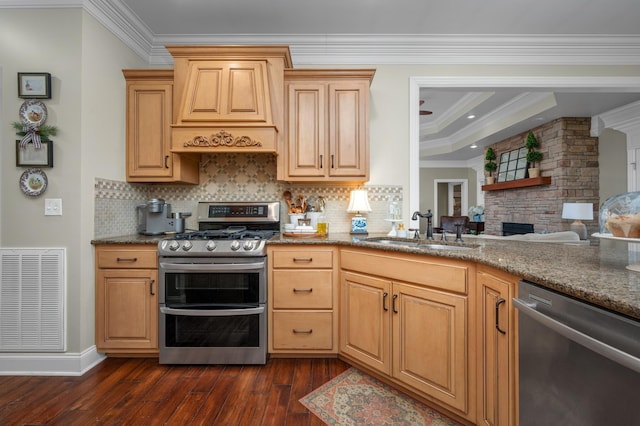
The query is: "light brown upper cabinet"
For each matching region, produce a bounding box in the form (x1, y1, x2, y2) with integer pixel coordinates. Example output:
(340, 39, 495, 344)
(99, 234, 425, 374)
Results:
(279, 69, 375, 182)
(166, 45, 292, 155)
(123, 69, 199, 183)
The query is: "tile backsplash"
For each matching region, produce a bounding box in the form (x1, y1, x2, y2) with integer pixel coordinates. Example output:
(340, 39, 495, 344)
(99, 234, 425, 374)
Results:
(95, 153, 403, 238)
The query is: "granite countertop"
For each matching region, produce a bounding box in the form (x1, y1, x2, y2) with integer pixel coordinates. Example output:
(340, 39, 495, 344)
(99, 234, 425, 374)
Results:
(271, 233, 640, 320)
(93, 232, 640, 320)
(91, 234, 166, 245)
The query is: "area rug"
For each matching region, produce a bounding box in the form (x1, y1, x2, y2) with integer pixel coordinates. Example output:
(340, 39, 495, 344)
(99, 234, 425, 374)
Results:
(300, 367, 461, 425)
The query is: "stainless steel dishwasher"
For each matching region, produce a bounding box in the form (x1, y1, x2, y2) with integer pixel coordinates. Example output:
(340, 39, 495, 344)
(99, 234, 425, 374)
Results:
(514, 280, 640, 426)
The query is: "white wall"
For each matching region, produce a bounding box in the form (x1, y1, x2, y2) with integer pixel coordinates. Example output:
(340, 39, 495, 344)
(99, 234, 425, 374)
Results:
(0, 8, 146, 354)
(599, 128, 628, 204)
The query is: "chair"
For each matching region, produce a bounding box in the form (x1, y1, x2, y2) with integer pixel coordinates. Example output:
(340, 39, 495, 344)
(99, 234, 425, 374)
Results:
(435, 216, 470, 234)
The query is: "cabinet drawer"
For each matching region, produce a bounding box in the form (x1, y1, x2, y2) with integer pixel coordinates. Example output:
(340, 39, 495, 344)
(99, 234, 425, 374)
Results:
(272, 312, 333, 350)
(271, 249, 333, 269)
(97, 248, 157, 269)
(273, 270, 333, 309)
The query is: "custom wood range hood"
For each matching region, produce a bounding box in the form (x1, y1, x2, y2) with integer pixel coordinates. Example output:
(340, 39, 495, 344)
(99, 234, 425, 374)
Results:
(166, 45, 293, 154)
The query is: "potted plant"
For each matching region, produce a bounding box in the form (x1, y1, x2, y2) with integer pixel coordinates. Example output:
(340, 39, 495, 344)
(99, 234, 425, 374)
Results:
(484, 147, 498, 184)
(525, 131, 543, 178)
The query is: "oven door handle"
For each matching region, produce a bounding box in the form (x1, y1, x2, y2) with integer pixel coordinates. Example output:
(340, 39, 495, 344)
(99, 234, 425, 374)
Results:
(160, 306, 265, 317)
(159, 262, 265, 272)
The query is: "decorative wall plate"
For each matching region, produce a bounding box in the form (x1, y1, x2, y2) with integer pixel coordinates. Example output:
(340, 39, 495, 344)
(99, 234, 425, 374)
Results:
(19, 168, 48, 196)
(19, 100, 47, 127)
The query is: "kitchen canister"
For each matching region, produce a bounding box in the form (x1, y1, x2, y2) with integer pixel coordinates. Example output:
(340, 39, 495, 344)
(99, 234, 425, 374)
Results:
(306, 211, 322, 230)
(289, 213, 305, 225)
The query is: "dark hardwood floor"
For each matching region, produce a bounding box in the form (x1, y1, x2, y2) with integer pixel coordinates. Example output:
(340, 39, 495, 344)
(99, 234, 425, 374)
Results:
(0, 357, 351, 425)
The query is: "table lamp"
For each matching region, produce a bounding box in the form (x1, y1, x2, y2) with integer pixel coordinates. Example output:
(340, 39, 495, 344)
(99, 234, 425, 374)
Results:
(347, 189, 372, 234)
(562, 202, 593, 240)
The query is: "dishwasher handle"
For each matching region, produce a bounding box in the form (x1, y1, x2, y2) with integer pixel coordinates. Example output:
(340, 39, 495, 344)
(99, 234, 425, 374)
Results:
(513, 297, 640, 374)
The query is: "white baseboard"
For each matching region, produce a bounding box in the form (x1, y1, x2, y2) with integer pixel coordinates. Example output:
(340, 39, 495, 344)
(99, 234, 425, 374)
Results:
(0, 346, 106, 376)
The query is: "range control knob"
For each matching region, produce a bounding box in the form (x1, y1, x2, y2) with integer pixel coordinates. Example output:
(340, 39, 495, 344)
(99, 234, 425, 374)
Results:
(182, 241, 193, 251)
(230, 240, 241, 251)
(243, 241, 256, 251)
(168, 241, 180, 251)
(206, 241, 217, 251)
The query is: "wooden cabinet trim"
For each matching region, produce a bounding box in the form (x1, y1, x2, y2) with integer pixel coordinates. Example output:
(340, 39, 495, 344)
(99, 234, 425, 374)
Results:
(340, 248, 468, 294)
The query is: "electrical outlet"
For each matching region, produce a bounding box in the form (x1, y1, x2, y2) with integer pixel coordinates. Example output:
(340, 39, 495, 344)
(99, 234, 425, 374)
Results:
(44, 198, 62, 216)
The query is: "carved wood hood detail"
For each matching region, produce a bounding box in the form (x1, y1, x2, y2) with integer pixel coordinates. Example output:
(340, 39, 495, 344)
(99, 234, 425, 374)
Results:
(183, 130, 263, 148)
(166, 45, 292, 154)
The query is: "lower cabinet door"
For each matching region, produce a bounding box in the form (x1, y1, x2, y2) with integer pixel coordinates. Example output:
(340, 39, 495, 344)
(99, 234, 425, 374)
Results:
(477, 268, 517, 426)
(340, 271, 392, 374)
(392, 282, 468, 413)
(96, 269, 158, 351)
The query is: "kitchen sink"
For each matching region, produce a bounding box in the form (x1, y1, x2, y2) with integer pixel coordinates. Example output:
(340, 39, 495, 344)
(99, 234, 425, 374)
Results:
(365, 238, 420, 247)
(365, 238, 477, 250)
(417, 243, 475, 251)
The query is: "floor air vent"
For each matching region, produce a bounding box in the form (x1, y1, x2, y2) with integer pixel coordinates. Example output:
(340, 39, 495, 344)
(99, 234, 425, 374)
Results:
(0, 248, 65, 352)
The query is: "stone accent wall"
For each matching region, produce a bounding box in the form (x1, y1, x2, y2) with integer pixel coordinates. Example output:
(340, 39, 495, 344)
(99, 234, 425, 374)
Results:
(484, 118, 599, 236)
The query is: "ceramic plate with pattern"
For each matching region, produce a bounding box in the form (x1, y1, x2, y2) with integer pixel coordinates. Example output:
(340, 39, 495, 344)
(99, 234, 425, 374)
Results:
(19, 100, 48, 127)
(19, 168, 48, 196)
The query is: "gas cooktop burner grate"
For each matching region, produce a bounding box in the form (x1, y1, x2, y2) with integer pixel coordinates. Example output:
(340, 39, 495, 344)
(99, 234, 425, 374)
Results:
(172, 228, 278, 241)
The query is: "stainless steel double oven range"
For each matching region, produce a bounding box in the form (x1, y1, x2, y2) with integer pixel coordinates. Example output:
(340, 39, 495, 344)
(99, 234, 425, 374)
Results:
(157, 201, 279, 365)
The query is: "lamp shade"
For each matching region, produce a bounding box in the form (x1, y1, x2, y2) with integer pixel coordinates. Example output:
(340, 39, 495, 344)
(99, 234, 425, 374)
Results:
(347, 190, 372, 213)
(561, 203, 594, 220)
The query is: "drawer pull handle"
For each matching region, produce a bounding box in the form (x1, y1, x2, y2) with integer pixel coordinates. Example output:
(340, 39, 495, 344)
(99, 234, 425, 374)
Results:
(164, 155, 169, 168)
(496, 298, 507, 335)
(392, 294, 398, 313)
(293, 257, 313, 262)
(150, 279, 155, 296)
(293, 329, 313, 334)
(293, 288, 313, 293)
(320, 155, 323, 169)
(116, 257, 137, 262)
(383, 292, 389, 311)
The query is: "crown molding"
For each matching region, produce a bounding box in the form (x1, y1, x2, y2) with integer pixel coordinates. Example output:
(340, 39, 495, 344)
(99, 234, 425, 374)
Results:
(3, 1, 640, 65)
(592, 100, 640, 138)
(149, 34, 640, 66)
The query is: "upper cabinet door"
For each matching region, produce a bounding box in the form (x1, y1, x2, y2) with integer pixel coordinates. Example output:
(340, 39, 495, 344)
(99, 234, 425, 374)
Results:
(123, 69, 199, 184)
(127, 81, 173, 179)
(286, 82, 326, 178)
(328, 81, 369, 179)
(176, 60, 269, 124)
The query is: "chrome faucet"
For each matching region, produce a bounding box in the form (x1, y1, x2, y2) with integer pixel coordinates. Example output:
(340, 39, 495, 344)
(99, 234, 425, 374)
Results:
(411, 209, 434, 240)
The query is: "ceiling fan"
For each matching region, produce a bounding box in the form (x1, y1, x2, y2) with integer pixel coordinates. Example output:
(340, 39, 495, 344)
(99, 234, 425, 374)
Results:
(419, 100, 433, 116)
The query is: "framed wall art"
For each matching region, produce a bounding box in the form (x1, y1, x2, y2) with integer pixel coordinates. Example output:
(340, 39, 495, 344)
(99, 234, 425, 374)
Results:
(18, 72, 51, 99)
(16, 140, 54, 167)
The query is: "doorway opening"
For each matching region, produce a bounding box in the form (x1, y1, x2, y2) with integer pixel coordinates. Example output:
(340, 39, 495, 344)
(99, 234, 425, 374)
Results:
(433, 179, 468, 226)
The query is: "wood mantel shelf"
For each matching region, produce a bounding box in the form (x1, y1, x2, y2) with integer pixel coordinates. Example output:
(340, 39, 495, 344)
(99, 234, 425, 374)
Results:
(482, 176, 551, 191)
